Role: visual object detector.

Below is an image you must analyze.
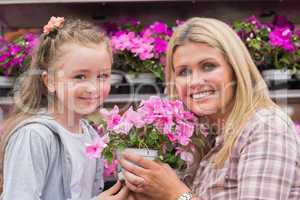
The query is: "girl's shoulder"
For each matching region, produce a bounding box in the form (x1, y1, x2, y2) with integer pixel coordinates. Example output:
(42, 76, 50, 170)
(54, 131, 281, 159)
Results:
(8, 116, 61, 147)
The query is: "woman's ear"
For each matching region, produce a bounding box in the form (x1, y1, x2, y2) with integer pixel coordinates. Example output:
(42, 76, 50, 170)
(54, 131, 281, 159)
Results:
(41, 71, 56, 93)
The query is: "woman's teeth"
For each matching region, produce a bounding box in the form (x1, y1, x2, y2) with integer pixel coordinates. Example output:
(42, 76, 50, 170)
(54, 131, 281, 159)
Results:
(191, 91, 214, 99)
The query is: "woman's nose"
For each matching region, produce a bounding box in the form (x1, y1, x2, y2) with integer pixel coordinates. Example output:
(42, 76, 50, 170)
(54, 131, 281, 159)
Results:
(189, 71, 206, 88)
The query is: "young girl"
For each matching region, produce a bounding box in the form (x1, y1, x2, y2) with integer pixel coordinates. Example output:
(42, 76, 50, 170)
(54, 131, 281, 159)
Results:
(0, 17, 129, 200)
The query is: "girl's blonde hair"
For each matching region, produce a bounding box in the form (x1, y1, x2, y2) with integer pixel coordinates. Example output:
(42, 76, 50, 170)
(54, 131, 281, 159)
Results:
(166, 18, 277, 174)
(0, 18, 112, 191)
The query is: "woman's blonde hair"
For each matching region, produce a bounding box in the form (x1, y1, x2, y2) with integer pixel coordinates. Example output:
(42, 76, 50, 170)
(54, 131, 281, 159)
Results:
(0, 18, 112, 191)
(166, 17, 277, 171)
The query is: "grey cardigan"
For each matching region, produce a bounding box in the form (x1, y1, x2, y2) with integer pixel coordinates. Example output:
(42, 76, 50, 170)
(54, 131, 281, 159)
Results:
(1, 113, 104, 200)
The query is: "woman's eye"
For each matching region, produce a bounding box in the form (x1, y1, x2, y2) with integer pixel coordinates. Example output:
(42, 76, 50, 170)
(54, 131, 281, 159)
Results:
(178, 68, 192, 77)
(203, 63, 217, 71)
(97, 73, 110, 80)
(74, 74, 86, 80)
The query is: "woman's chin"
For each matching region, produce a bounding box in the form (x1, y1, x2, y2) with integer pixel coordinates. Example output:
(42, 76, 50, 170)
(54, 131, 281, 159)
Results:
(191, 106, 218, 117)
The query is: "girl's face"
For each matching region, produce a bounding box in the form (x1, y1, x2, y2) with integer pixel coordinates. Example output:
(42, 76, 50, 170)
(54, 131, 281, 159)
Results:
(173, 42, 235, 121)
(49, 43, 111, 116)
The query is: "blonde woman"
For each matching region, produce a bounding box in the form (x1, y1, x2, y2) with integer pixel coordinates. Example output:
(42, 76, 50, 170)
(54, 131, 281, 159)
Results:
(121, 17, 300, 200)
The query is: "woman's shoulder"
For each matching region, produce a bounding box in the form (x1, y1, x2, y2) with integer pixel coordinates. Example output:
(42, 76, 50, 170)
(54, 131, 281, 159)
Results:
(235, 107, 299, 152)
(243, 107, 295, 134)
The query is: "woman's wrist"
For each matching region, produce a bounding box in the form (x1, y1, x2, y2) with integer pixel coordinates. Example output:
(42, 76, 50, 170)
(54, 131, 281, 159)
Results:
(175, 191, 194, 200)
(169, 184, 191, 200)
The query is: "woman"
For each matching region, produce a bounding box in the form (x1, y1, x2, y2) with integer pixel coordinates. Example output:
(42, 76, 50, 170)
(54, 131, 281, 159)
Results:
(121, 17, 300, 200)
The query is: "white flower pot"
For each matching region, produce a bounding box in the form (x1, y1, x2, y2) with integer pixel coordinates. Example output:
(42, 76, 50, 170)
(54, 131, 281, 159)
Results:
(0, 76, 15, 88)
(262, 69, 292, 81)
(117, 148, 158, 180)
(0, 76, 15, 97)
(110, 73, 123, 85)
(125, 73, 157, 85)
(262, 69, 292, 89)
(295, 71, 300, 80)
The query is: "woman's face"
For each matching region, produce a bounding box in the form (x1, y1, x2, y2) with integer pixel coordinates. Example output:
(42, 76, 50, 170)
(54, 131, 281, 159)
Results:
(173, 42, 235, 121)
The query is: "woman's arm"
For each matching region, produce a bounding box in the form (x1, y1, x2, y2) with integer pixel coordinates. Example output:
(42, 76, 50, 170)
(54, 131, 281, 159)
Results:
(119, 152, 196, 200)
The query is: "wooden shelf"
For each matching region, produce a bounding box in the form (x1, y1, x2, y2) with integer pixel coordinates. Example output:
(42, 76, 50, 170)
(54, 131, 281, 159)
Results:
(269, 90, 300, 100)
(0, 94, 165, 105)
(1, 90, 300, 105)
(0, 0, 191, 4)
(0, 97, 13, 105)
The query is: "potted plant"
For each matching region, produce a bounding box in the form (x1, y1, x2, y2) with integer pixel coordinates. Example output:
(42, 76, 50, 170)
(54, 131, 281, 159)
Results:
(0, 33, 38, 96)
(233, 15, 300, 89)
(105, 19, 173, 85)
(85, 96, 207, 179)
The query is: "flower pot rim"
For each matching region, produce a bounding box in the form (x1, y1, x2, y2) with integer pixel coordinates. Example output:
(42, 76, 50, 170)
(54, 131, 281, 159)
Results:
(117, 147, 158, 158)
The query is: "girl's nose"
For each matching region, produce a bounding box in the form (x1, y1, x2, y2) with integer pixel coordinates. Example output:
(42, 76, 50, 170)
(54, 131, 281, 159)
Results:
(85, 79, 98, 93)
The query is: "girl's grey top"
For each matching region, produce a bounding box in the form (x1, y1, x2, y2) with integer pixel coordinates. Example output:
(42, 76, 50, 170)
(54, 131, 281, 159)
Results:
(1, 112, 104, 200)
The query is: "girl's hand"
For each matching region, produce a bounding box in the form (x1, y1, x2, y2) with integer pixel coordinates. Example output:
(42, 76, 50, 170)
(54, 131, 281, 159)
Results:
(97, 181, 129, 200)
(119, 151, 191, 200)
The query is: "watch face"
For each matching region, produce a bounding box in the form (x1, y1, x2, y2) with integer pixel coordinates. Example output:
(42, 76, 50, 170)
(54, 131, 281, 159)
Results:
(178, 192, 193, 200)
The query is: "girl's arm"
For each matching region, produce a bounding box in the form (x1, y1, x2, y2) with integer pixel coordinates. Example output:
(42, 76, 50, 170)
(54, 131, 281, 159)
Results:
(2, 126, 50, 200)
(92, 158, 105, 196)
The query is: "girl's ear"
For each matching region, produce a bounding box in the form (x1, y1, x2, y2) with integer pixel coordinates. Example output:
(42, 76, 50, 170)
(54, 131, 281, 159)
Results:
(42, 71, 56, 93)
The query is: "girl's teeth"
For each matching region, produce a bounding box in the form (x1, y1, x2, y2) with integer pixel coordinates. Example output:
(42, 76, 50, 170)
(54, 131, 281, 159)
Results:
(191, 91, 214, 99)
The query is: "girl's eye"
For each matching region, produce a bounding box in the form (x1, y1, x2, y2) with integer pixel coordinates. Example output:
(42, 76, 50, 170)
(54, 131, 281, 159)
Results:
(178, 68, 192, 77)
(74, 74, 86, 80)
(97, 73, 110, 80)
(203, 63, 217, 71)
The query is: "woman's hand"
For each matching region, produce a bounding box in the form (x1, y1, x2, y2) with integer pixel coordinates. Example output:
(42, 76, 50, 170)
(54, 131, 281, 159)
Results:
(119, 151, 191, 200)
(127, 192, 153, 200)
(97, 181, 129, 200)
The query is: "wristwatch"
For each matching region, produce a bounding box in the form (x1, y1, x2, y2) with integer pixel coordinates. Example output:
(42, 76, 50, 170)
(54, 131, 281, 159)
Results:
(176, 191, 194, 200)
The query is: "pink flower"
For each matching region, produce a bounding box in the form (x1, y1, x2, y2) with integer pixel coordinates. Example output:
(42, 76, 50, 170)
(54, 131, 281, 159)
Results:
(85, 135, 108, 159)
(43, 16, 64, 34)
(111, 32, 135, 52)
(269, 27, 296, 52)
(141, 27, 154, 38)
(167, 132, 177, 143)
(154, 38, 168, 55)
(150, 22, 169, 35)
(100, 106, 122, 131)
(138, 96, 164, 124)
(154, 114, 173, 135)
(103, 159, 118, 177)
(130, 36, 154, 60)
(176, 122, 194, 146)
(123, 107, 145, 128)
(112, 120, 133, 135)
